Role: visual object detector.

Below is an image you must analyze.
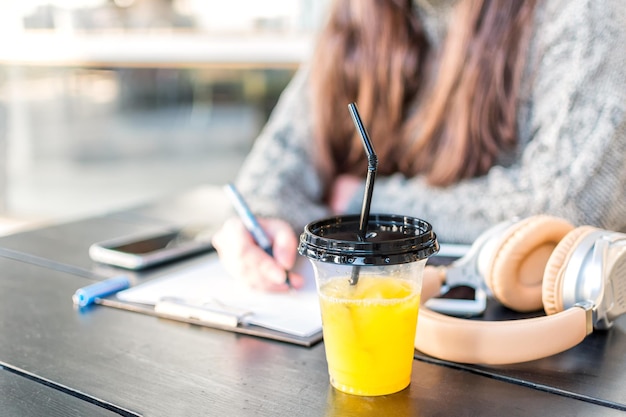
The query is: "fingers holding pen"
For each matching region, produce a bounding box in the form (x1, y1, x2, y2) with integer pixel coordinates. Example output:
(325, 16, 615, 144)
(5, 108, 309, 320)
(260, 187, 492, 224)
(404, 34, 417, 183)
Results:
(259, 218, 305, 290)
(212, 217, 266, 288)
(220, 183, 305, 291)
(212, 217, 304, 292)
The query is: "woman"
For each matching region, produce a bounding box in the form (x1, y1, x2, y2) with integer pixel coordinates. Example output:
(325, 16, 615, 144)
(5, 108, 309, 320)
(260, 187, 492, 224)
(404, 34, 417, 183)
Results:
(212, 0, 626, 291)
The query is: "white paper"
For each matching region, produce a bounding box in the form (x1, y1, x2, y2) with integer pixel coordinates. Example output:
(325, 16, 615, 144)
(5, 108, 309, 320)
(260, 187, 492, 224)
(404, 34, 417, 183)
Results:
(116, 255, 322, 337)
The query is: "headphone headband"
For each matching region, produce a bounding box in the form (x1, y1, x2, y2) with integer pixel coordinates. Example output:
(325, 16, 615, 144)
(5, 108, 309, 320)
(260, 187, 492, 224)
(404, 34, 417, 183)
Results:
(416, 302, 592, 365)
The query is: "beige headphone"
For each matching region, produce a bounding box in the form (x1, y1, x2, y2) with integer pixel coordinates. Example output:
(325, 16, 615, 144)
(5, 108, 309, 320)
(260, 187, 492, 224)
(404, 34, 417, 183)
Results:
(416, 215, 626, 365)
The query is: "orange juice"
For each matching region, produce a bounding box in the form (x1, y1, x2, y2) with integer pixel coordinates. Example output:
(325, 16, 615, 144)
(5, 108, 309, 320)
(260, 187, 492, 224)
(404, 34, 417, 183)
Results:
(319, 276, 420, 396)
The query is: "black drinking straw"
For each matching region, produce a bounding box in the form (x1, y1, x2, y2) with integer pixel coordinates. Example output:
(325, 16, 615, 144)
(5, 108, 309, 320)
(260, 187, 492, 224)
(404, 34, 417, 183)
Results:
(348, 102, 378, 285)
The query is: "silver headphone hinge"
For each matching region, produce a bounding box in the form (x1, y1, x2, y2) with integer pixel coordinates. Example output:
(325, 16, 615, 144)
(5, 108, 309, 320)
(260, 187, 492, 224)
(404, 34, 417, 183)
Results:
(574, 301, 594, 335)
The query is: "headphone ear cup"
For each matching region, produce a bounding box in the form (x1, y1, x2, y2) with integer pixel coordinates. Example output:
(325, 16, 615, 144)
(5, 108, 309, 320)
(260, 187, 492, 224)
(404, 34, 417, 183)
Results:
(542, 226, 598, 315)
(485, 215, 574, 312)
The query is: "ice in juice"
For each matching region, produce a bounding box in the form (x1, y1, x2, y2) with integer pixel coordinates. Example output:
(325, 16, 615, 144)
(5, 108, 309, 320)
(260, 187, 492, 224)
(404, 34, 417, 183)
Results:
(319, 275, 420, 396)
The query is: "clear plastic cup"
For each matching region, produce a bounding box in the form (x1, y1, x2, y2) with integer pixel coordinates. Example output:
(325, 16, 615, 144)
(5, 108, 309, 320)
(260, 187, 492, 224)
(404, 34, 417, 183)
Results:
(298, 214, 438, 396)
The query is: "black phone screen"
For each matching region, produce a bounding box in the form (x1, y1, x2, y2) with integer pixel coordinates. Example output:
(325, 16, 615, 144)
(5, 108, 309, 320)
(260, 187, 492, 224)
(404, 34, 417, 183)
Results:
(107, 232, 183, 254)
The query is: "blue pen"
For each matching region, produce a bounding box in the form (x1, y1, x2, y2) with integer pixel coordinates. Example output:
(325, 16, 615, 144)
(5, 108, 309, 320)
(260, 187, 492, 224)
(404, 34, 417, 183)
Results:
(224, 183, 291, 287)
(72, 275, 130, 307)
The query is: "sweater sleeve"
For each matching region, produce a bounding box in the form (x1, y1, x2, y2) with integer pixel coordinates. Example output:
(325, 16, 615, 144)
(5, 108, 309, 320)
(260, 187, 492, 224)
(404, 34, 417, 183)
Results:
(345, 0, 626, 244)
(234, 66, 331, 232)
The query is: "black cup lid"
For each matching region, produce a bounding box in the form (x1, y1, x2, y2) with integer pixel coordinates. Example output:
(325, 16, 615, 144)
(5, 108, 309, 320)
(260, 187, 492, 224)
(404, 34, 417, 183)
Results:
(298, 213, 439, 266)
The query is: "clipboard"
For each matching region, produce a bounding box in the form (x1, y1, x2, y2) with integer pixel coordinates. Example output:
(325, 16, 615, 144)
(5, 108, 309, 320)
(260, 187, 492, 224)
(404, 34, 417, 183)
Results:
(97, 254, 323, 347)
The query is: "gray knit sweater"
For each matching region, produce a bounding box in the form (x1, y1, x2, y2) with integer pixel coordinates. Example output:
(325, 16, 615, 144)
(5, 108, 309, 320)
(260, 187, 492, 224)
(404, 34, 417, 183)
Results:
(235, 0, 626, 244)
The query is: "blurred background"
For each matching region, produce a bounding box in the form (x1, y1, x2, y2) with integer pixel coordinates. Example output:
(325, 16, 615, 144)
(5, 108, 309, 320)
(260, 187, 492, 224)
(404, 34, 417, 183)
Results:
(0, 0, 329, 234)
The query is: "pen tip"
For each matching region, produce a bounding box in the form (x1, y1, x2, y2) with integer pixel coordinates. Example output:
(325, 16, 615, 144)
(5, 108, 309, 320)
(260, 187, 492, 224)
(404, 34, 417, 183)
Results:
(285, 270, 292, 289)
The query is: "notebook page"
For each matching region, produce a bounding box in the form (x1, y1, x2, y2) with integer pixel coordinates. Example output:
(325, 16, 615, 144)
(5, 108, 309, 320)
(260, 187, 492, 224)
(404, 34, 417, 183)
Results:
(116, 255, 322, 337)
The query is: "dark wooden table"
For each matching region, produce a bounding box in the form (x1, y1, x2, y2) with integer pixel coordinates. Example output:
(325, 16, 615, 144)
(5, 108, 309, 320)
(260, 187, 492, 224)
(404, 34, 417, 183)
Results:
(1, 186, 626, 416)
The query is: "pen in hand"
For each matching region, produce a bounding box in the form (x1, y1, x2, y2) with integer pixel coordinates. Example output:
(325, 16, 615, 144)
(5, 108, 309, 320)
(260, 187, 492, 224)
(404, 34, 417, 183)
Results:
(224, 183, 292, 288)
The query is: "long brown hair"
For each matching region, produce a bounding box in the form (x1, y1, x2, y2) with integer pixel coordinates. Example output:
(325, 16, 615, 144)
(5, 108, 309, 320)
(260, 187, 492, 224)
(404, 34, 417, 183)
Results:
(310, 0, 538, 188)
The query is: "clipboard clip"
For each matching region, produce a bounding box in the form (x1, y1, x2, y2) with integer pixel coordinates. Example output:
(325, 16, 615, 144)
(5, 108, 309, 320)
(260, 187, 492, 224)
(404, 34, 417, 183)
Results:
(154, 297, 252, 328)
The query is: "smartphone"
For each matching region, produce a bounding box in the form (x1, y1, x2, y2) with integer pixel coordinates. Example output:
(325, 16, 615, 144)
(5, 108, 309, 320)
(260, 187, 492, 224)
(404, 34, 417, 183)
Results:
(424, 285, 487, 317)
(89, 229, 214, 270)
(425, 242, 486, 317)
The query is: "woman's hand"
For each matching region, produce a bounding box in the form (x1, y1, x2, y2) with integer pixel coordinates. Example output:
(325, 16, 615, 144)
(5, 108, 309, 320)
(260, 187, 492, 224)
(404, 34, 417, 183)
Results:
(328, 174, 363, 214)
(212, 216, 305, 292)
